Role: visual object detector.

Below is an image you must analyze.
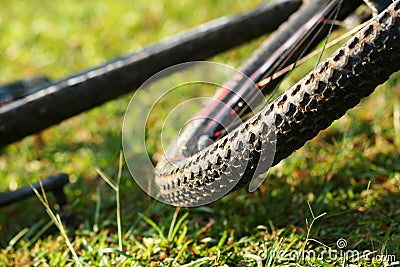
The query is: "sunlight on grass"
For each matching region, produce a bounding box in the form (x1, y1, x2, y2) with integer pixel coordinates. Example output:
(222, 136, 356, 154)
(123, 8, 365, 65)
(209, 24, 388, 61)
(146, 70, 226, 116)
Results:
(0, 0, 399, 266)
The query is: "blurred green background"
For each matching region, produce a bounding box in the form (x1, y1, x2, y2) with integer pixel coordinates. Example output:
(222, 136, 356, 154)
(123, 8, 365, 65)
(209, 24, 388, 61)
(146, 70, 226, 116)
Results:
(0, 1, 399, 266)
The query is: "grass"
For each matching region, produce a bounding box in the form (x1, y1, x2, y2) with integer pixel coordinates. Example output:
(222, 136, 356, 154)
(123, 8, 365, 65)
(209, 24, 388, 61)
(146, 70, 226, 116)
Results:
(0, 0, 399, 266)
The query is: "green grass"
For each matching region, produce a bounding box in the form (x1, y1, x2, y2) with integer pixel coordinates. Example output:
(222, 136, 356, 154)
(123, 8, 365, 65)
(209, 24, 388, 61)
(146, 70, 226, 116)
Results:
(1, 1, 399, 266)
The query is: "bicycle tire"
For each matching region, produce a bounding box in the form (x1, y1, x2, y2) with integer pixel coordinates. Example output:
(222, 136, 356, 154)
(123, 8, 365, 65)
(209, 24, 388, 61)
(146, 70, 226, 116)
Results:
(166, 0, 363, 161)
(155, 1, 400, 207)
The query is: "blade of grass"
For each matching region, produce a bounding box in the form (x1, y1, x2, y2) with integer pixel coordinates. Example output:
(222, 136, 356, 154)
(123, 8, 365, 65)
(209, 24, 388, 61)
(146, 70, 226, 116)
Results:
(302, 201, 327, 260)
(93, 186, 101, 233)
(116, 151, 123, 251)
(138, 213, 166, 243)
(217, 230, 228, 248)
(168, 207, 181, 243)
(96, 168, 117, 191)
(6, 227, 29, 251)
(176, 225, 188, 246)
(174, 240, 192, 263)
(31, 181, 83, 267)
(181, 256, 216, 267)
(169, 210, 189, 244)
(97, 152, 124, 250)
(29, 220, 54, 244)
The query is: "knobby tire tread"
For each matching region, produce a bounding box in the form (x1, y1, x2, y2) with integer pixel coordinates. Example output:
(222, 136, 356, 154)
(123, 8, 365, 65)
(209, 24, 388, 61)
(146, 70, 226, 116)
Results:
(156, 1, 400, 206)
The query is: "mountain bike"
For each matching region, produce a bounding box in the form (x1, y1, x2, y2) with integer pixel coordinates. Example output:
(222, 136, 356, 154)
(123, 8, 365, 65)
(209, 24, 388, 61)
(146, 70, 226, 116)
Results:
(1, 0, 398, 209)
(0, 0, 300, 207)
(148, 0, 400, 207)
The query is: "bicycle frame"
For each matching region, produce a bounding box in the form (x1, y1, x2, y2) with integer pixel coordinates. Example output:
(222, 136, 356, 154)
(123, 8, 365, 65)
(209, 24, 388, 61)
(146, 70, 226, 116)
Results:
(0, 0, 301, 147)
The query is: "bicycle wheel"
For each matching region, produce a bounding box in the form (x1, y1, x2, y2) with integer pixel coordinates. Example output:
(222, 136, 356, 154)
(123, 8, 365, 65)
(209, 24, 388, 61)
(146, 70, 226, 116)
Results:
(153, 0, 400, 207)
(164, 0, 363, 161)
